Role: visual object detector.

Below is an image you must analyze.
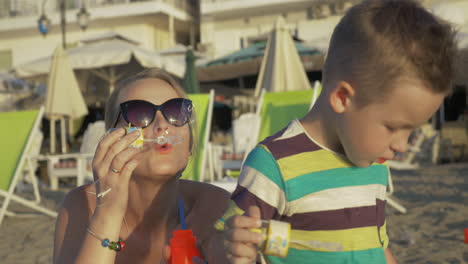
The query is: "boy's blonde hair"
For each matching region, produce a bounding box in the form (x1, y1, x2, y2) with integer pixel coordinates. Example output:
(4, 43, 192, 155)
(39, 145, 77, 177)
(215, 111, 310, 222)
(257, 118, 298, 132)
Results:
(323, 0, 456, 105)
(104, 68, 197, 153)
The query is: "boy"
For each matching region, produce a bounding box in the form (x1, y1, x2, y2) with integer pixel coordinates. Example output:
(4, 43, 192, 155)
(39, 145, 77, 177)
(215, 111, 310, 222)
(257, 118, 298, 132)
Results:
(217, 0, 456, 263)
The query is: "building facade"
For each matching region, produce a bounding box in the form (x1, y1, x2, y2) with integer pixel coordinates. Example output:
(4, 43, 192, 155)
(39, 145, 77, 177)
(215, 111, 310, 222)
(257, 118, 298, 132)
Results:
(0, 0, 198, 71)
(199, 0, 360, 58)
(200, 0, 468, 58)
(2, 0, 468, 71)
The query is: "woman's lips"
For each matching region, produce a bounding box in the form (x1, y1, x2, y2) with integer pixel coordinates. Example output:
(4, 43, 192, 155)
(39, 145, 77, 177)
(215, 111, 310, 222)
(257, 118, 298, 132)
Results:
(156, 143, 173, 154)
(377, 158, 387, 164)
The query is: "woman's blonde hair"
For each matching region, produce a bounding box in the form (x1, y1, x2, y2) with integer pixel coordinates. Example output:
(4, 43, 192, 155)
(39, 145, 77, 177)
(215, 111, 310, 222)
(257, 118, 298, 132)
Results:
(104, 68, 198, 154)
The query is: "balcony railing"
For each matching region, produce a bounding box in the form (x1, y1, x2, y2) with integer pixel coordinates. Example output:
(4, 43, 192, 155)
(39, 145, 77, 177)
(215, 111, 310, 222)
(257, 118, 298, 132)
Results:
(89, 0, 196, 14)
(0, 0, 196, 19)
(200, 0, 232, 3)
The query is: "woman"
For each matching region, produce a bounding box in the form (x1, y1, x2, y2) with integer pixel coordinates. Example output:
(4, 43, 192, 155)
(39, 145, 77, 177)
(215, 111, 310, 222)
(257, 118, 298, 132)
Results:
(54, 68, 230, 263)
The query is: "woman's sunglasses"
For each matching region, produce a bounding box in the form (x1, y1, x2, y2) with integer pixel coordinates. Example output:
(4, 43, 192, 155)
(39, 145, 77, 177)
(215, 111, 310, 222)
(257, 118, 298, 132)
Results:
(113, 98, 193, 128)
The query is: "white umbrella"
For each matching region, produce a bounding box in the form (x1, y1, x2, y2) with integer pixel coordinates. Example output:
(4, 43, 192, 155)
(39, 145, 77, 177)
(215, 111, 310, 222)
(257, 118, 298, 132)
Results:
(254, 17, 312, 96)
(15, 33, 184, 93)
(46, 46, 88, 154)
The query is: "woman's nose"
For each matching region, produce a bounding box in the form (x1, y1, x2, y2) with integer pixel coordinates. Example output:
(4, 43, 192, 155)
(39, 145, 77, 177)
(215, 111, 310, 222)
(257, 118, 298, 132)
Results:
(150, 111, 170, 134)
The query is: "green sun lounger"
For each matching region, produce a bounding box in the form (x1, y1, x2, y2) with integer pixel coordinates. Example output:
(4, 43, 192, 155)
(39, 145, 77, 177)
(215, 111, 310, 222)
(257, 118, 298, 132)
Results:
(0, 107, 57, 225)
(182, 90, 215, 182)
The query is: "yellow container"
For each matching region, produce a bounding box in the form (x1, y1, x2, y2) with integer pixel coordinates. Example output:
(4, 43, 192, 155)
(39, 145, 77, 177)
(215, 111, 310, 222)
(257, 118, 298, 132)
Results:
(251, 220, 291, 258)
(126, 126, 144, 149)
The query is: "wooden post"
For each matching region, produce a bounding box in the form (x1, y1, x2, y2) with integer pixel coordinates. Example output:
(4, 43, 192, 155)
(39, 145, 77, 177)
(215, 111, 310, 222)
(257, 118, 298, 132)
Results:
(60, 116, 67, 153)
(190, 22, 196, 48)
(68, 117, 74, 138)
(169, 15, 175, 47)
(50, 115, 56, 154)
(109, 67, 116, 94)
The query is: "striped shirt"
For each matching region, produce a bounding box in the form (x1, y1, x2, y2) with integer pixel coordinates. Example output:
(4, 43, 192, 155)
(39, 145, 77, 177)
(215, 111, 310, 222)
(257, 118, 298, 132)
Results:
(216, 120, 389, 264)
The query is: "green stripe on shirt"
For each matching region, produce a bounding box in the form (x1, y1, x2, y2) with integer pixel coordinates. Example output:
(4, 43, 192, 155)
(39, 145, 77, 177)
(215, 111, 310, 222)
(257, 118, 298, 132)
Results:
(286, 164, 388, 201)
(243, 146, 285, 191)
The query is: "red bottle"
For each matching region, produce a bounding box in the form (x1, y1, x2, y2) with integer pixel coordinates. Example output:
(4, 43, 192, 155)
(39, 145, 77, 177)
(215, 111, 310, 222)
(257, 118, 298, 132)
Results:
(170, 229, 203, 264)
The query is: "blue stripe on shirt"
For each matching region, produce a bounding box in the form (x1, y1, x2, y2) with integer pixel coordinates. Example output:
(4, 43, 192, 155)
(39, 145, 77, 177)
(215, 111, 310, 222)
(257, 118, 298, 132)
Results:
(286, 164, 388, 201)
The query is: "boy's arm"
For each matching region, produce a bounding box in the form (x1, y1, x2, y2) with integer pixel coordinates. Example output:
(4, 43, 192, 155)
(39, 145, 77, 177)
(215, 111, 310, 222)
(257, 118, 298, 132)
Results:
(231, 146, 287, 219)
(216, 146, 285, 263)
(216, 146, 286, 227)
(384, 248, 398, 264)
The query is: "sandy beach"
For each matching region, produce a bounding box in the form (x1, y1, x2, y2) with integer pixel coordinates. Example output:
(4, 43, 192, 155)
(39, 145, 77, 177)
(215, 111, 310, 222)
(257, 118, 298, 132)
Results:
(0, 188, 63, 264)
(0, 163, 467, 264)
(387, 162, 468, 264)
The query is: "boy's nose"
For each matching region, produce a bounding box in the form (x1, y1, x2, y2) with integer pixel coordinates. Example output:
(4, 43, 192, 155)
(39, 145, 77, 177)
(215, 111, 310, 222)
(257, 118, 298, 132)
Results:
(391, 134, 409, 154)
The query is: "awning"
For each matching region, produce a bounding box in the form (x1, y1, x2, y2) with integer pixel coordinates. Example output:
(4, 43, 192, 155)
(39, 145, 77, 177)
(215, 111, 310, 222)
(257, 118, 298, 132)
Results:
(14, 33, 184, 80)
(197, 39, 324, 82)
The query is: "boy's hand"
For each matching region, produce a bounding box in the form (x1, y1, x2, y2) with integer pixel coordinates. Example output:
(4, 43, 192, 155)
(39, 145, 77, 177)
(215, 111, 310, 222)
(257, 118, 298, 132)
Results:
(224, 206, 263, 264)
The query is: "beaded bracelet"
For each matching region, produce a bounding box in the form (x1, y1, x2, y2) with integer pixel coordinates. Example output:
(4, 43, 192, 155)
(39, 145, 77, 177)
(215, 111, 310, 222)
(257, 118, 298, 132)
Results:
(86, 227, 126, 252)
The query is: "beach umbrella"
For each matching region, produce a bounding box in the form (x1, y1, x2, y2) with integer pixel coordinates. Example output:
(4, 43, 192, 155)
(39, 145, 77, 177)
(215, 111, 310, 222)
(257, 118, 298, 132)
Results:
(14, 33, 184, 94)
(46, 46, 88, 154)
(254, 16, 312, 96)
(183, 49, 200, 94)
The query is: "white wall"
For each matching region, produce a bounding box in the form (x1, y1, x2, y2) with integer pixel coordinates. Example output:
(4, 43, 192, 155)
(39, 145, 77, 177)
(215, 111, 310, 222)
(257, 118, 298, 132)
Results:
(202, 11, 342, 58)
(0, 0, 195, 70)
(201, 0, 468, 59)
(297, 16, 342, 50)
(0, 19, 174, 68)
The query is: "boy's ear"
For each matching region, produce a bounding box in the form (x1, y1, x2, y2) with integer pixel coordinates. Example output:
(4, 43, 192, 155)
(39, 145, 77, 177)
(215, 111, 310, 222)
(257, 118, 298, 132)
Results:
(329, 81, 355, 113)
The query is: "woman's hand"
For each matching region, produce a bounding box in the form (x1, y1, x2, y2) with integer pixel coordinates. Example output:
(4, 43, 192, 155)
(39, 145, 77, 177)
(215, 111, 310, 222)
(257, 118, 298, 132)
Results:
(91, 128, 142, 216)
(224, 206, 263, 264)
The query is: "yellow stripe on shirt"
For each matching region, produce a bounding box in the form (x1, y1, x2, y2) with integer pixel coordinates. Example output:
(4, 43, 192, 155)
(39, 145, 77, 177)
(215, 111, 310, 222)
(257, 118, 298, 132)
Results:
(277, 150, 353, 181)
(290, 226, 383, 252)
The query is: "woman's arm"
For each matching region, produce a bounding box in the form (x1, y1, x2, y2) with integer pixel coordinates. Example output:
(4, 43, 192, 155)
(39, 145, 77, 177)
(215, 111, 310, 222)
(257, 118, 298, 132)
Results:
(384, 248, 398, 264)
(54, 187, 87, 263)
(54, 128, 141, 264)
(53, 186, 125, 264)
